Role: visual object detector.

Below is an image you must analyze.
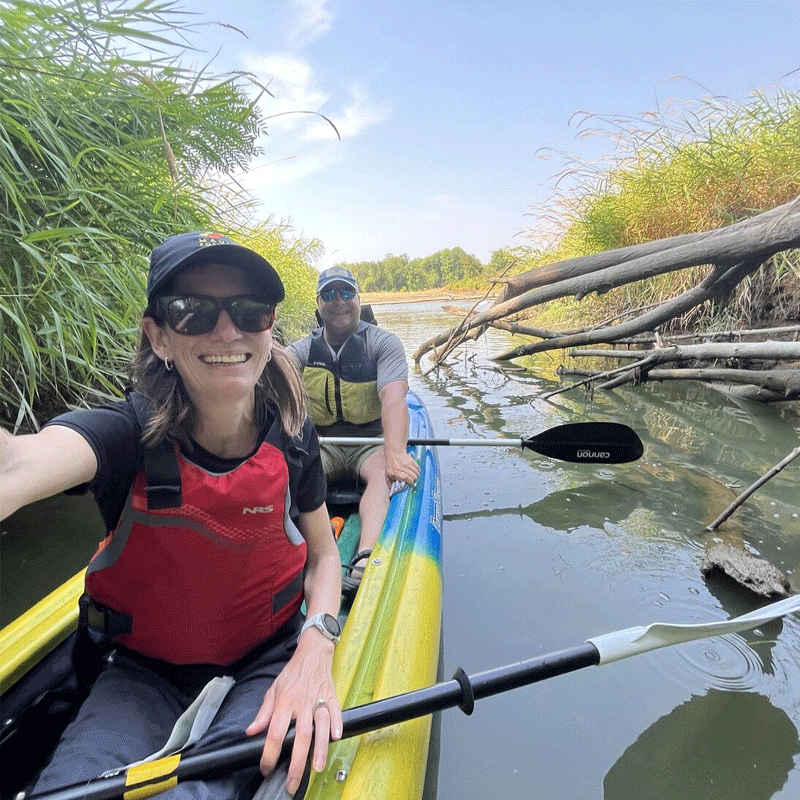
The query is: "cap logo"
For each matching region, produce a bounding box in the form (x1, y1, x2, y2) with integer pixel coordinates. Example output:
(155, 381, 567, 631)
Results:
(198, 232, 229, 247)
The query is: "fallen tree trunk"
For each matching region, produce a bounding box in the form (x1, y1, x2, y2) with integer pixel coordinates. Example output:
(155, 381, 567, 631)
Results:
(492, 257, 762, 360)
(541, 342, 800, 399)
(597, 368, 800, 398)
(493, 197, 800, 303)
(413, 197, 800, 364)
(535, 324, 800, 347)
(567, 341, 800, 362)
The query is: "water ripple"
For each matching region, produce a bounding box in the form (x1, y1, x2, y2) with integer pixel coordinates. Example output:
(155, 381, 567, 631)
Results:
(657, 633, 765, 692)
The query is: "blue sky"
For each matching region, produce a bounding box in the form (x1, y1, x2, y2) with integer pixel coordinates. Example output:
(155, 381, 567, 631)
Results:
(186, 1, 799, 267)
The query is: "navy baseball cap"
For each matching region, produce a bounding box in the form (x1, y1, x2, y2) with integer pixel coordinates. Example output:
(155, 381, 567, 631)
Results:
(147, 232, 285, 302)
(316, 266, 359, 294)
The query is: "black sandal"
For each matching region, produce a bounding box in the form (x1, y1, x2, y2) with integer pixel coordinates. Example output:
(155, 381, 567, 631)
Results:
(341, 549, 372, 602)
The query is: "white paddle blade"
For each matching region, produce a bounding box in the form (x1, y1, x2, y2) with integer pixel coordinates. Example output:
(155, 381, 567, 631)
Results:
(587, 594, 800, 665)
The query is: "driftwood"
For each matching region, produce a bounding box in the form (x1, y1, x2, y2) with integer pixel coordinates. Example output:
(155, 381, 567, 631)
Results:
(414, 197, 800, 400)
(697, 446, 800, 598)
(560, 343, 799, 398)
(491, 322, 800, 347)
(539, 342, 800, 400)
(567, 342, 800, 360)
(705, 446, 800, 531)
(701, 544, 791, 597)
(597, 368, 800, 395)
(586, 325, 800, 345)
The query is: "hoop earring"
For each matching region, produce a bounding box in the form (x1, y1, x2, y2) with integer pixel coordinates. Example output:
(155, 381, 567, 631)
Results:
(164, 357, 173, 372)
(266, 350, 272, 363)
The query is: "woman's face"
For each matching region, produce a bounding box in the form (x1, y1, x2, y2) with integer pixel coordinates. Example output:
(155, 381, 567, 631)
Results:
(143, 262, 273, 408)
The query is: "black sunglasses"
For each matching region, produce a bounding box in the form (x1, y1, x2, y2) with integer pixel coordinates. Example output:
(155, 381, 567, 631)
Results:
(157, 295, 275, 336)
(319, 286, 357, 302)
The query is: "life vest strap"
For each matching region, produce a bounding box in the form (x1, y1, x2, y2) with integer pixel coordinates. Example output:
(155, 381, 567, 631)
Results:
(129, 391, 182, 509)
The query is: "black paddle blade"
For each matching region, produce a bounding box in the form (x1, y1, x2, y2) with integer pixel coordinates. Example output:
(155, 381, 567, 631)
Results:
(522, 422, 644, 463)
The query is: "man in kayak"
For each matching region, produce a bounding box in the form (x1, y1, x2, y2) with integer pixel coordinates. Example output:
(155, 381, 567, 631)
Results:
(288, 266, 420, 599)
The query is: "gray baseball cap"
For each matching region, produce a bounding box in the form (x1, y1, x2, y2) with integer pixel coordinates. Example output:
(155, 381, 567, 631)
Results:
(316, 266, 359, 294)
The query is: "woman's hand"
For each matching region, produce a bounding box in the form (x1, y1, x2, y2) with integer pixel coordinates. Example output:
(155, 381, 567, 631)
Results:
(247, 502, 343, 793)
(245, 632, 342, 796)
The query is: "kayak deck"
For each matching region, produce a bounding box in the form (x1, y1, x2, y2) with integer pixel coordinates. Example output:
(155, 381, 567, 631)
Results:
(0, 391, 442, 800)
(305, 390, 443, 800)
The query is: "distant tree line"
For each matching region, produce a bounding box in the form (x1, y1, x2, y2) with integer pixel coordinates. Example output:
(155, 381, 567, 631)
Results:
(337, 248, 516, 293)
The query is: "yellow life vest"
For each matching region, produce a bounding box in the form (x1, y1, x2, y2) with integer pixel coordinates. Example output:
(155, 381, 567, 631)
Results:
(303, 324, 383, 433)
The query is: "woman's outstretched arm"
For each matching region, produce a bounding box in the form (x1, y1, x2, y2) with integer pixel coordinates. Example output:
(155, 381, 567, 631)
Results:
(0, 425, 97, 520)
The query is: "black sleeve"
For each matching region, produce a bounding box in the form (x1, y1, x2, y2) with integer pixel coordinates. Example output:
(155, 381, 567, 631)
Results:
(294, 418, 327, 513)
(43, 399, 143, 530)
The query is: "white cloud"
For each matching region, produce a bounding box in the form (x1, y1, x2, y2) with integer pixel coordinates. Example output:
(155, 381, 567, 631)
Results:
(220, 2, 390, 190)
(241, 55, 388, 142)
(245, 142, 344, 187)
(289, 0, 334, 45)
(236, 52, 389, 188)
(242, 52, 329, 124)
(305, 85, 390, 141)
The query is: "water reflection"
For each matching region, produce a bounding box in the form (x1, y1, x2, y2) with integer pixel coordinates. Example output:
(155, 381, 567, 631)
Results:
(5, 299, 799, 799)
(377, 300, 800, 799)
(444, 479, 646, 530)
(604, 689, 799, 800)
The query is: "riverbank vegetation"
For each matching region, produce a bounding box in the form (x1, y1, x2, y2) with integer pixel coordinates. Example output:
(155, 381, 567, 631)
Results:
(416, 87, 800, 399)
(337, 247, 512, 293)
(0, 0, 321, 430)
(3, 0, 797, 426)
(505, 88, 800, 330)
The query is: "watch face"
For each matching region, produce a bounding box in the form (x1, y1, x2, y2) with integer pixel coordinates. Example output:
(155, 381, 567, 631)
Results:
(322, 613, 342, 636)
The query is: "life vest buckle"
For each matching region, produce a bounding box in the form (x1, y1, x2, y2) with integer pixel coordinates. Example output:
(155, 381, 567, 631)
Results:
(78, 594, 132, 646)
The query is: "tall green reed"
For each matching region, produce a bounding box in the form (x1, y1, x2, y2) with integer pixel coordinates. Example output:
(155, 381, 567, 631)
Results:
(0, 1, 319, 430)
(517, 85, 800, 330)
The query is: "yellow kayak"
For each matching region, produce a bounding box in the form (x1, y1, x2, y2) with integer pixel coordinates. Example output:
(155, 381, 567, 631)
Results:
(306, 390, 443, 799)
(0, 390, 443, 800)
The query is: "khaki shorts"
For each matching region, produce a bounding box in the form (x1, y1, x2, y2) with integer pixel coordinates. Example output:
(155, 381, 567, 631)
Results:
(320, 441, 382, 484)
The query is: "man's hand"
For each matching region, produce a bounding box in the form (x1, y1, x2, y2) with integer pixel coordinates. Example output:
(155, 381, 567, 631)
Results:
(384, 447, 420, 489)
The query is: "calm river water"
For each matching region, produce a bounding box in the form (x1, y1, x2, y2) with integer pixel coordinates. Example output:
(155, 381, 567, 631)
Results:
(3, 299, 800, 799)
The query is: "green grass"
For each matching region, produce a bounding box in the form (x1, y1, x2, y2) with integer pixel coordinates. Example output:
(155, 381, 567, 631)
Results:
(515, 86, 800, 331)
(0, 1, 322, 431)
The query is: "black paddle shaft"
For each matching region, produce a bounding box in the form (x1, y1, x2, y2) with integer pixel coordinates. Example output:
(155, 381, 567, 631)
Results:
(27, 644, 601, 800)
(327, 422, 644, 465)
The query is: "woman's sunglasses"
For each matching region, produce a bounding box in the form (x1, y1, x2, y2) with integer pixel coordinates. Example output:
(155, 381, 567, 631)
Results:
(157, 295, 275, 336)
(319, 286, 356, 302)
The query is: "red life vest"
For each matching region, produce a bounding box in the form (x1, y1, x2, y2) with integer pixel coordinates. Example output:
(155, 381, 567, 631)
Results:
(85, 439, 307, 665)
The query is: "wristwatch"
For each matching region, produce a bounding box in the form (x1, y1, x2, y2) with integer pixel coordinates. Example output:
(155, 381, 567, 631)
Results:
(299, 612, 342, 644)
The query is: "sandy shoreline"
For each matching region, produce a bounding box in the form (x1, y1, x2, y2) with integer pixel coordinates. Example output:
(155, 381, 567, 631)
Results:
(360, 288, 494, 305)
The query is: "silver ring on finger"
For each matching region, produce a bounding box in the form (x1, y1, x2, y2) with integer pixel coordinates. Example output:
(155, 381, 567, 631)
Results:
(314, 697, 328, 711)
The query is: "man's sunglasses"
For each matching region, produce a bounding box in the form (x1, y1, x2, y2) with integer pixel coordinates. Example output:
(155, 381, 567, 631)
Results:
(157, 295, 275, 336)
(319, 287, 356, 302)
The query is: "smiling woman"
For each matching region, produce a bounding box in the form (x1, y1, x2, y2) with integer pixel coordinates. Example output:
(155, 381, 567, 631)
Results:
(143, 263, 277, 449)
(0, 232, 344, 799)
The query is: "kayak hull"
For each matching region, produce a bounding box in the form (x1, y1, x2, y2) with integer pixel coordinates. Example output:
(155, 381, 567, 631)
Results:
(305, 390, 443, 800)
